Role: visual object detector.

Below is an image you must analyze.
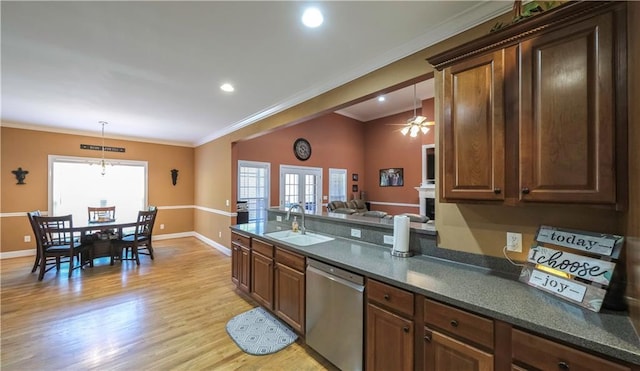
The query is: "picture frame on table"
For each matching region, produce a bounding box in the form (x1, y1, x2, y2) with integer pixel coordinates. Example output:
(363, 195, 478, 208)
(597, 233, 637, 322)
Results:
(379, 168, 404, 187)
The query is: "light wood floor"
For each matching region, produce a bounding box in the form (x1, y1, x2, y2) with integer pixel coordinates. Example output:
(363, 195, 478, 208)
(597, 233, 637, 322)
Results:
(1, 238, 339, 370)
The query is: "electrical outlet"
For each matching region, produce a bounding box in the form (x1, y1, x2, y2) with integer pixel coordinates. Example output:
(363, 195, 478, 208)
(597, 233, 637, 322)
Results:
(276, 216, 282, 222)
(160, 224, 165, 230)
(218, 231, 222, 238)
(506, 232, 522, 252)
(383, 235, 394, 245)
(24, 235, 31, 243)
(351, 228, 361, 238)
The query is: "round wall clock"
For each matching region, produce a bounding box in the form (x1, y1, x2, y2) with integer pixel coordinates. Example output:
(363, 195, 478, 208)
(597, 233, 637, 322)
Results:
(293, 138, 312, 161)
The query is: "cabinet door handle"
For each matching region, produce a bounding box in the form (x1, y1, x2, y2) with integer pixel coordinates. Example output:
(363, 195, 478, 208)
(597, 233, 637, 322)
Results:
(494, 188, 501, 194)
(384, 294, 390, 300)
(403, 326, 410, 333)
(424, 328, 432, 343)
(558, 361, 569, 370)
(522, 187, 530, 195)
(450, 319, 459, 328)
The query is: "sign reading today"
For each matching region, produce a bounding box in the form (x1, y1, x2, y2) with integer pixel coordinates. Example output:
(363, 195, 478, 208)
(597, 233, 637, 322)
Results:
(536, 225, 617, 256)
(528, 246, 616, 285)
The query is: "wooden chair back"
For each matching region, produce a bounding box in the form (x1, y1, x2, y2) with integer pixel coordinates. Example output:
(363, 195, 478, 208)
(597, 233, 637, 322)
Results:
(33, 215, 74, 248)
(88, 206, 116, 222)
(134, 210, 156, 239)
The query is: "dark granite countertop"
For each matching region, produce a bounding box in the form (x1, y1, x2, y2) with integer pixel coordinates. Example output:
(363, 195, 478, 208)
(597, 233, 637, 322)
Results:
(231, 222, 640, 365)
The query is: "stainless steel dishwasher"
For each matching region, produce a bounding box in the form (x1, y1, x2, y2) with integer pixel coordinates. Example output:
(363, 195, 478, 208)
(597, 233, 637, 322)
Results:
(306, 258, 365, 371)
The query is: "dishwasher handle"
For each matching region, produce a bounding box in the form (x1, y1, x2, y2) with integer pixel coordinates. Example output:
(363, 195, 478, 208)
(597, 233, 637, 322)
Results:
(307, 265, 365, 293)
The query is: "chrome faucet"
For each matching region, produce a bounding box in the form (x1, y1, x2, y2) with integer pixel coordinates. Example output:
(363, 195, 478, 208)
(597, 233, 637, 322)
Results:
(286, 203, 306, 235)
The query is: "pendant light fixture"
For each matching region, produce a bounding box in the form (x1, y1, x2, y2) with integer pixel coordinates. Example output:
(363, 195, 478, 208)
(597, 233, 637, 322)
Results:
(401, 84, 434, 137)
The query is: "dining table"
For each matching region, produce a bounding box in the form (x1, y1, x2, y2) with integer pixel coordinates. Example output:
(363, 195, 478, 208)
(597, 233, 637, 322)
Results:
(61, 219, 140, 263)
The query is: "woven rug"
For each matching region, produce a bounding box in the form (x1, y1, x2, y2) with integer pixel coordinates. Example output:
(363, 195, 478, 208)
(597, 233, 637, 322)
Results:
(226, 307, 298, 355)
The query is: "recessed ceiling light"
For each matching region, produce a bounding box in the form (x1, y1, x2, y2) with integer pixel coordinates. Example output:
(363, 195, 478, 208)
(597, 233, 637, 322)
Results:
(302, 7, 323, 28)
(220, 83, 234, 92)
(377, 96, 386, 102)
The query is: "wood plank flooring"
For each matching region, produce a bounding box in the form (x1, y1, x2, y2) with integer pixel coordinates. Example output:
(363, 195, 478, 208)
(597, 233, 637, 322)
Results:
(1, 238, 339, 370)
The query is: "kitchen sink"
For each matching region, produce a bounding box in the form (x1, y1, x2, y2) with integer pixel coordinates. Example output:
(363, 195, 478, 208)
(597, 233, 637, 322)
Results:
(265, 230, 334, 246)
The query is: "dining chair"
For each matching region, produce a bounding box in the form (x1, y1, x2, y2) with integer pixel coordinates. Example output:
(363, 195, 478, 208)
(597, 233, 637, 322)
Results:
(32, 215, 93, 280)
(112, 209, 156, 265)
(26, 210, 42, 273)
(88, 206, 116, 223)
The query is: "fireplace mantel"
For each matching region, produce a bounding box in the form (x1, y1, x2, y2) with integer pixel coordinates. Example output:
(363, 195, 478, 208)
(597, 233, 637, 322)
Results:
(415, 184, 435, 216)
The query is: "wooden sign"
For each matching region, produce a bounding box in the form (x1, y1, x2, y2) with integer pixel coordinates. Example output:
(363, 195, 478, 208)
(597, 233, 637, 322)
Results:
(536, 225, 620, 257)
(527, 246, 616, 285)
(520, 266, 607, 312)
(80, 144, 126, 153)
(520, 225, 624, 313)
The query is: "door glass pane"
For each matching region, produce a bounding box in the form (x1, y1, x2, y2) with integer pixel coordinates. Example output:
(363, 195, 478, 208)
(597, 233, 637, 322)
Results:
(238, 161, 269, 223)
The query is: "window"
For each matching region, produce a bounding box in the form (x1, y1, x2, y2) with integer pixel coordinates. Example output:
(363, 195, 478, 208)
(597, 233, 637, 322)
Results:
(49, 155, 147, 223)
(328, 168, 347, 202)
(238, 161, 270, 223)
(279, 165, 322, 213)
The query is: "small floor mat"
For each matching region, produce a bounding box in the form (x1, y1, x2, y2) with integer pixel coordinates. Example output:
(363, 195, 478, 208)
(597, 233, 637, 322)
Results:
(226, 307, 298, 355)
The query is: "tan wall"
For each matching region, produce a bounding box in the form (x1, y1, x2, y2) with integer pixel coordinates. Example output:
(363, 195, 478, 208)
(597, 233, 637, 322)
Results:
(0, 127, 194, 253)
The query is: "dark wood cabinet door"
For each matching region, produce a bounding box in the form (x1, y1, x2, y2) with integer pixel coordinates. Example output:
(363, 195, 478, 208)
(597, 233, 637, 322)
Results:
(518, 11, 616, 204)
(441, 49, 506, 201)
(251, 251, 273, 309)
(231, 244, 240, 286)
(274, 262, 305, 334)
(239, 245, 251, 293)
(424, 327, 493, 371)
(366, 303, 413, 371)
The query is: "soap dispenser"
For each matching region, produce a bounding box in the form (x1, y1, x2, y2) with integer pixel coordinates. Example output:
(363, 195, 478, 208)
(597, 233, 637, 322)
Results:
(292, 216, 299, 232)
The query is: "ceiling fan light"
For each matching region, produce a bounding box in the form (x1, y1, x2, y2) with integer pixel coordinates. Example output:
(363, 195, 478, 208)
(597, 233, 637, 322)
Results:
(400, 126, 410, 136)
(410, 125, 420, 135)
(410, 130, 418, 138)
(421, 126, 429, 134)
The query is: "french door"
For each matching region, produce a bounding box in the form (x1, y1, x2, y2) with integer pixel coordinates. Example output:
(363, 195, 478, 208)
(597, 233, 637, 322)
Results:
(279, 165, 322, 213)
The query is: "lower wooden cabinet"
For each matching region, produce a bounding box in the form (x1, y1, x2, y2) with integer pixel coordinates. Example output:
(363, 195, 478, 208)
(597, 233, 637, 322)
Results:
(366, 279, 415, 371)
(274, 247, 305, 334)
(230, 232, 250, 293)
(424, 298, 494, 371)
(250, 239, 274, 309)
(366, 303, 414, 371)
(512, 329, 631, 371)
(423, 327, 493, 371)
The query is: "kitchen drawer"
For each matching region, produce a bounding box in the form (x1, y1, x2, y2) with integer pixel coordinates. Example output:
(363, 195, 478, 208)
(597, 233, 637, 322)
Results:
(275, 246, 305, 272)
(512, 329, 631, 371)
(252, 239, 274, 257)
(367, 279, 414, 318)
(231, 232, 250, 248)
(424, 298, 494, 350)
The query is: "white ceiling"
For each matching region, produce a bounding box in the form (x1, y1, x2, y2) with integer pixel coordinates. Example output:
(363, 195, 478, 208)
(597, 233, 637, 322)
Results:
(1, 1, 509, 147)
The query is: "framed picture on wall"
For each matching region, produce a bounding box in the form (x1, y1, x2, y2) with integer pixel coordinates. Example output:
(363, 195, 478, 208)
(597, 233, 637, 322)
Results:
(379, 168, 404, 187)
(352, 184, 358, 192)
(352, 173, 359, 181)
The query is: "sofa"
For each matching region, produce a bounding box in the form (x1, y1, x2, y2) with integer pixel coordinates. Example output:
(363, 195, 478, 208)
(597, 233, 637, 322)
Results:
(327, 199, 368, 214)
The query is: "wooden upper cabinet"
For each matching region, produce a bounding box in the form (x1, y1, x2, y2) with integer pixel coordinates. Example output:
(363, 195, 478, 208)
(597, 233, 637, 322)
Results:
(442, 50, 505, 201)
(518, 11, 616, 204)
(429, 1, 627, 208)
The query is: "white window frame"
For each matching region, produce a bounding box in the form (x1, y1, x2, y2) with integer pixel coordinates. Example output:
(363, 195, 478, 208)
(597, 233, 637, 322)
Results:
(279, 164, 323, 212)
(328, 168, 347, 202)
(238, 160, 271, 223)
(48, 155, 148, 221)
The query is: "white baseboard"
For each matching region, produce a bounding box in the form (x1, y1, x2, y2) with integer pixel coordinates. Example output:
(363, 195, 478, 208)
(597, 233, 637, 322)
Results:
(1, 231, 232, 259)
